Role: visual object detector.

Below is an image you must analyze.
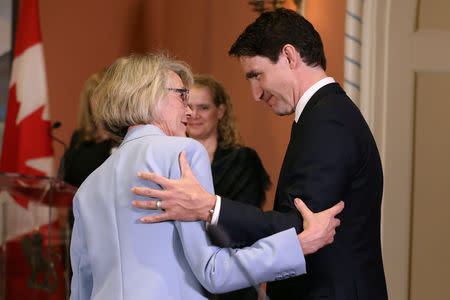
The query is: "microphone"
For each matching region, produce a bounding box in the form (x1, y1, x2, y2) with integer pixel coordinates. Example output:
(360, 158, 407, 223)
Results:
(207, 225, 270, 300)
(47, 121, 68, 180)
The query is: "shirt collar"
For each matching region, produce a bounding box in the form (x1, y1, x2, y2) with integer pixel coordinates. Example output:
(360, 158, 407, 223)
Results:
(294, 77, 335, 123)
(120, 124, 166, 147)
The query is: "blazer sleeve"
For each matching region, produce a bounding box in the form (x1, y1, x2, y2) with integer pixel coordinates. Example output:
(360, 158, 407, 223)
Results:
(218, 112, 352, 246)
(70, 195, 93, 300)
(219, 198, 301, 247)
(175, 140, 306, 294)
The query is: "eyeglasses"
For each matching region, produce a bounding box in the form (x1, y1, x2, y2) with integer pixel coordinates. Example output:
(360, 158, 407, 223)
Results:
(167, 88, 189, 107)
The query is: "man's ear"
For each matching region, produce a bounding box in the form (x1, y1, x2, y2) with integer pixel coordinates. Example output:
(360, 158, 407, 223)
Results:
(217, 104, 226, 120)
(282, 44, 300, 69)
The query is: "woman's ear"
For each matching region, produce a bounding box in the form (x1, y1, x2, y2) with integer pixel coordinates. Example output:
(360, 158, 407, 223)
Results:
(217, 104, 226, 120)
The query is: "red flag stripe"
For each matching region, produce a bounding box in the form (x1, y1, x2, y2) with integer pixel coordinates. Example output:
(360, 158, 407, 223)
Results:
(13, 0, 42, 58)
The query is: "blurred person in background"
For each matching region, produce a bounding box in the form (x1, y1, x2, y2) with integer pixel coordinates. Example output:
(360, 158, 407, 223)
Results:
(63, 70, 117, 189)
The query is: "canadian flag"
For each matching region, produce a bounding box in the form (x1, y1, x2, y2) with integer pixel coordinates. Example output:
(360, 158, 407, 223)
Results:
(0, 0, 56, 242)
(0, 0, 53, 181)
(0, 1, 66, 299)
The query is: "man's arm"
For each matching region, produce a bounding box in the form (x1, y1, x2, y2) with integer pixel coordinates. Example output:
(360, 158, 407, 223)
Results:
(132, 151, 344, 254)
(179, 201, 342, 293)
(179, 198, 342, 293)
(147, 143, 340, 293)
(217, 197, 302, 246)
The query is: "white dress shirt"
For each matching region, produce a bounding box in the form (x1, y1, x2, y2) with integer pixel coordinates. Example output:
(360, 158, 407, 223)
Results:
(294, 77, 335, 123)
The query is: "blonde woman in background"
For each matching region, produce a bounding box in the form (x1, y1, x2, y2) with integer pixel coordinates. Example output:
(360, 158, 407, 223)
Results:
(63, 70, 117, 188)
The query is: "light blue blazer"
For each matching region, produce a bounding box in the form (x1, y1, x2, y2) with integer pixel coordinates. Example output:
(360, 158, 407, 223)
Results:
(70, 125, 306, 299)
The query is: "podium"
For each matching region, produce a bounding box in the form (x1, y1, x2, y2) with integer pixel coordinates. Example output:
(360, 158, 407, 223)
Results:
(0, 172, 77, 300)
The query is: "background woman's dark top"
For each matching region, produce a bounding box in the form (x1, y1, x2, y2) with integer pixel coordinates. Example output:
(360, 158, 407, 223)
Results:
(212, 146, 271, 300)
(63, 130, 116, 187)
(212, 146, 270, 208)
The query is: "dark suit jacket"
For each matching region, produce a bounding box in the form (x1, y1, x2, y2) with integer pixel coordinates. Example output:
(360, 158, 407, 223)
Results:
(218, 83, 388, 299)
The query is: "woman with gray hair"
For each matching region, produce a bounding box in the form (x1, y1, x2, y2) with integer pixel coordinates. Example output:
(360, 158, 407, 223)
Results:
(69, 54, 323, 299)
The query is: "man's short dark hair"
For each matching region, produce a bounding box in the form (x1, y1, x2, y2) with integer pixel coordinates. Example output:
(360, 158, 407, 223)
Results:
(229, 8, 326, 70)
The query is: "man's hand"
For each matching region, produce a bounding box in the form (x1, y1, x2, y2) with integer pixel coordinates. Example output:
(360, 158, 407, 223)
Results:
(295, 199, 344, 255)
(131, 151, 216, 223)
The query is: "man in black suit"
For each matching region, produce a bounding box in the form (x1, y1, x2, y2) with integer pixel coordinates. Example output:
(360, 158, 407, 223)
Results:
(132, 8, 387, 300)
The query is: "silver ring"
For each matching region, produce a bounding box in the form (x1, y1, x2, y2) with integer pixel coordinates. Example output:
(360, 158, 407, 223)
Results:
(156, 200, 162, 210)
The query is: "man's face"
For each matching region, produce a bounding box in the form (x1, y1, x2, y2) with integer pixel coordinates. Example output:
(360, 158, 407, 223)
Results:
(239, 55, 296, 116)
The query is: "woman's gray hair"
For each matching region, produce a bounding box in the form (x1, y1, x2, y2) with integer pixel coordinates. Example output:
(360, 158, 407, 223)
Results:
(91, 53, 193, 139)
